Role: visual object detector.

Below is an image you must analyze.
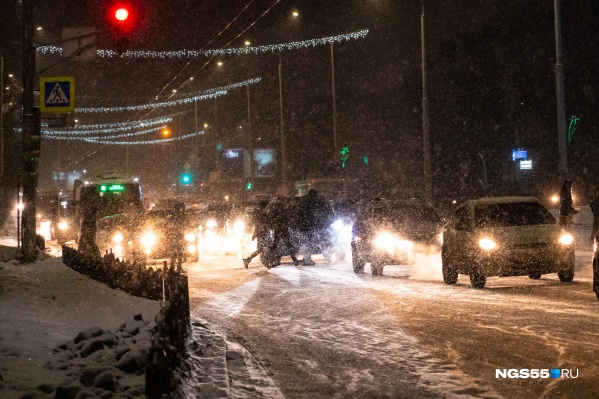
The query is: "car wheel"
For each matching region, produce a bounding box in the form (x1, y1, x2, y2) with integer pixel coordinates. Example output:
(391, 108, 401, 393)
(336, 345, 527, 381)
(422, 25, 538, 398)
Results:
(351, 242, 365, 274)
(371, 261, 384, 276)
(528, 272, 542, 279)
(558, 267, 574, 283)
(441, 249, 458, 285)
(469, 264, 486, 288)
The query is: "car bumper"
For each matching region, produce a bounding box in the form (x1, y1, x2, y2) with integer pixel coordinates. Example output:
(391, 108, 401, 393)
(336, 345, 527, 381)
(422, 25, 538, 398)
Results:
(476, 246, 574, 277)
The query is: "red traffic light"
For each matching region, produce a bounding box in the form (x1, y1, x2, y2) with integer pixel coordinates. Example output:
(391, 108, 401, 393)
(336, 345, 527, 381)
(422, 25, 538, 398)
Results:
(114, 8, 129, 22)
(106, 2, 136, 33)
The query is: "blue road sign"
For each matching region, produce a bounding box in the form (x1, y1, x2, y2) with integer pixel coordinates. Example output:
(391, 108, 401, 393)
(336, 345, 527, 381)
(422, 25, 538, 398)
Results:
(40, 76, 75, 113)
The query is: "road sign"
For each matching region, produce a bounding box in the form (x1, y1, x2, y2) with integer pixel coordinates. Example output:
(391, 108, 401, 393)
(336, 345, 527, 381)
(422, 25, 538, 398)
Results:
(40, 76, 75, 113)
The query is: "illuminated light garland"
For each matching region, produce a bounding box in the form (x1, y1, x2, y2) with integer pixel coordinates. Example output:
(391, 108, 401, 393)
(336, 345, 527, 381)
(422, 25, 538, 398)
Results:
(44, 118, 172, 136)
(75, 90, 227, 113)
(37, 45, 63, 55)
(96, 30, 369, 58)
(44, 130, 205, 145)
(73, 77, 261, 114)
(61, 114, 179, 130)
(44, 125, 167, 140)
(38, 30, 369, 59)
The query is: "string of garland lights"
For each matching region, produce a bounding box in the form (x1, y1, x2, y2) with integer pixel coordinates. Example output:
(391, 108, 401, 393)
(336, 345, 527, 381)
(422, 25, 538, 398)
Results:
(37, 29, 369, 59)
(44, 130, 205, 145)
(75, 90, 228, 114)
(43, 118, 172, 136)
(73, 77, 261, 114)
(43, 125, 167, 140)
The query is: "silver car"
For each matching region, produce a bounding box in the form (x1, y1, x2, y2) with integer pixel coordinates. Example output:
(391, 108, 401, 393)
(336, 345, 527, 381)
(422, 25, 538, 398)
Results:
(441, 197, 575, 288)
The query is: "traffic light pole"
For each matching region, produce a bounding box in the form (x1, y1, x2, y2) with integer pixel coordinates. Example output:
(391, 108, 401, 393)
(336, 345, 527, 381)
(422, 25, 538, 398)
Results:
(21, 0, 39, 262)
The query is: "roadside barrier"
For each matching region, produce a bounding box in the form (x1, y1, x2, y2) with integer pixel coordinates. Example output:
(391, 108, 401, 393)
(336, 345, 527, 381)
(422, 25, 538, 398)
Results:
(61, 246, 190, 398)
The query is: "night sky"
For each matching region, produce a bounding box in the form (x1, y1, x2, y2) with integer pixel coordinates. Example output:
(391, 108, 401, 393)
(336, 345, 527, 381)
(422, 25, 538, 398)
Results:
(1, 0, 598, 206)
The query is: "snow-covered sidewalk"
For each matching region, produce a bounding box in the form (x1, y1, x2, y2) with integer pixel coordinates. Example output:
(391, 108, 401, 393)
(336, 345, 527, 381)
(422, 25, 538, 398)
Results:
(0, 250, 161, 398)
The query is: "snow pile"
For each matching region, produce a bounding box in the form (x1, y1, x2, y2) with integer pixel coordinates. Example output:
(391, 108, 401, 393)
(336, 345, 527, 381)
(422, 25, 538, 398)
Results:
(0, 256, 159, 398)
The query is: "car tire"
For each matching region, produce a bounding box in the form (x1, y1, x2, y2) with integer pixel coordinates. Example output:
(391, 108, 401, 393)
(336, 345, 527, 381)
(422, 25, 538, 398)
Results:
(441, 249, 458, 285)
(469, 264, 486, 288)
(528, 272, 542, 280)
(558, 267, 574, 283)
(351, 242, 365, 274)
(371, 261, 384, 276)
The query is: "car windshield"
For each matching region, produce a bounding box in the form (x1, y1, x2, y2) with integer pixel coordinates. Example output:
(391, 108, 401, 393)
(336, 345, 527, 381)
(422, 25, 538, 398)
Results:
(373, 204, 441, 225)
(474, 202, 556, 228)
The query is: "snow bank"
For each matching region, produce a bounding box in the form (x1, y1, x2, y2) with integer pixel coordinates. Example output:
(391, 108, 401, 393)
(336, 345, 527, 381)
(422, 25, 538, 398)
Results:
(0, 257, 159, 398)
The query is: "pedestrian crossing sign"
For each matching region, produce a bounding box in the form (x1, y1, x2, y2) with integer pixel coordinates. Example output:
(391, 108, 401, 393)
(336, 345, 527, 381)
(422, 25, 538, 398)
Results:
(40, 76, 75, 113)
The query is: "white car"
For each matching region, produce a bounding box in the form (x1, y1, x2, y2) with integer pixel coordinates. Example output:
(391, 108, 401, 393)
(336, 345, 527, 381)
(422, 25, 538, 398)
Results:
(441, 197, 575, 288)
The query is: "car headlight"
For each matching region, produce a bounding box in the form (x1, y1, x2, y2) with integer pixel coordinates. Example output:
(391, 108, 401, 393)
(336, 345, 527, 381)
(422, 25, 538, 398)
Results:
(57, 220, 69, 231)
(185, 232, 196, 242)
(233, 219, 245, 232)
(558, 233, 574, 246)
(187, 244, 197, 254)
(331, 219, 344, 231)
(205, 219, 218, 228)
(373, 232, 414, 253)
(478, 237, 497, 251)
(140, 232, 157, 248)
(112, 232, 124, 244)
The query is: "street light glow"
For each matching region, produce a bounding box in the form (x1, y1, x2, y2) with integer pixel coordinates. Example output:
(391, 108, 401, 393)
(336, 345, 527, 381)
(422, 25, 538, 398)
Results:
(292, 10, 299, 17)
(244, 40, 251, 46)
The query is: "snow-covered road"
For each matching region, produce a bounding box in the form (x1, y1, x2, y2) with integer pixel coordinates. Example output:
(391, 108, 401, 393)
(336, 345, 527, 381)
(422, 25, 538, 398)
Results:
(187, 246, 599, 399)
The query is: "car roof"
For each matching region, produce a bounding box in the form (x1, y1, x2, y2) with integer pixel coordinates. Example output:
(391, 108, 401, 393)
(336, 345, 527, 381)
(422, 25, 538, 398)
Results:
(461, 196, 540, 207)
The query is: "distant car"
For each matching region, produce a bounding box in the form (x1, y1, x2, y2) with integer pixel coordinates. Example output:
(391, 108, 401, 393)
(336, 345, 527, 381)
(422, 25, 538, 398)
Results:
(134, 209, 200, 263)
(351, 198, 444, 275)
(441, 197, 575, 289)
(98, 209, 199, 263)
(593, 235, 599, 301)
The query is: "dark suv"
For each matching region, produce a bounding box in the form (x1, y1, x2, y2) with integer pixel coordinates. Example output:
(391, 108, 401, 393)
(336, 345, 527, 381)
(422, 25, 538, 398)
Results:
(351, 198, 444, 275)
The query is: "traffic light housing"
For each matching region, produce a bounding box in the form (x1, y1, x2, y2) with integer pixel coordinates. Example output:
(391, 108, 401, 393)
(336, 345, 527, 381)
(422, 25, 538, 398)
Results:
(106, 1, 139, 54)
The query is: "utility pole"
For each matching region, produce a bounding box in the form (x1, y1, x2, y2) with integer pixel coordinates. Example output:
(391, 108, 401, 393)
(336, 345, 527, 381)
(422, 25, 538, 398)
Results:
(554, 0, 568, 183)
(331, 43, 338, 164)
(247, 82, 254, 180)
(421, 0, 432, 207)
(278, 53, 287, 183)
(21, 0, 39, 262)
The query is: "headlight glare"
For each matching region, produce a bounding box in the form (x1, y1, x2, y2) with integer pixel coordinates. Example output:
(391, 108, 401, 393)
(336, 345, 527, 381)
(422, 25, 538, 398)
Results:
(112, 232, 124, 244)
(141, 232, 157, 248)
(558, 233, 573, 245)
(331, 219, 344, 231)
(478, 237, 497, 251)
(58, 221, 69, 230)
(185, 232, 196, 242)
(205, 219, 218, 228)
(233, 219, 245, 232)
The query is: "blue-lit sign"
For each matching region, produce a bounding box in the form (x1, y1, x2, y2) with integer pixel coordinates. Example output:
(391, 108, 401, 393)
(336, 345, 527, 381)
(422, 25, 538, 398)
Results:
(512, 149, 527, 161)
